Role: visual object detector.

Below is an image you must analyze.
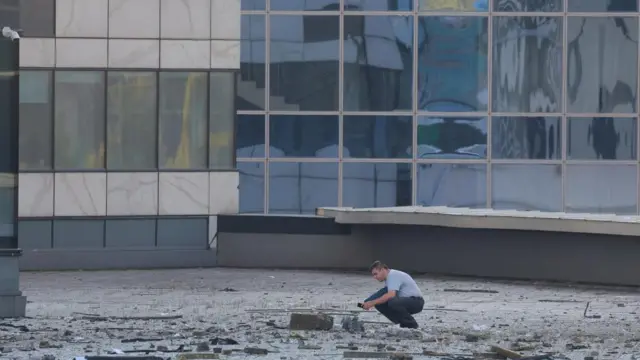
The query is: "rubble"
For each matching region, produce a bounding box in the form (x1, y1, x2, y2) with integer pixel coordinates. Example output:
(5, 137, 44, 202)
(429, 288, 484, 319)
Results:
(3, 268, 640, 359)
(289, 313, 334, 331)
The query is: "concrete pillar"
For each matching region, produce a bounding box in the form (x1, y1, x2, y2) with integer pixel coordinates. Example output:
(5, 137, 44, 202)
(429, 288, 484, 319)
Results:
(0, 249, 26, 318)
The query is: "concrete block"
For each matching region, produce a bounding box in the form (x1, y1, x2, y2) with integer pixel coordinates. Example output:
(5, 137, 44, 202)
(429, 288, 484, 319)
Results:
(0, 294, 26, 318)
(289, 313, 333, 331)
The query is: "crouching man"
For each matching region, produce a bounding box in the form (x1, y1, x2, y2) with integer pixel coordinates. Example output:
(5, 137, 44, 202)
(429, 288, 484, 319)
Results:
(361, 261, 424, 329)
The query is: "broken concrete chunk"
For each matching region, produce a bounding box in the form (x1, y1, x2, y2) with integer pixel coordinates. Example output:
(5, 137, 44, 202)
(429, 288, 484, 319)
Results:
(341, 315, 364, 333)
(244, 347, 268, 355)
(176, 354, 219, 360)
(289, 313, 333, 331)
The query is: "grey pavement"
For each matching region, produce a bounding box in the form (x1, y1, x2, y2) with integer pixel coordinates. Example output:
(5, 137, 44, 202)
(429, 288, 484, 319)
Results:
(2, 268, 640, 359)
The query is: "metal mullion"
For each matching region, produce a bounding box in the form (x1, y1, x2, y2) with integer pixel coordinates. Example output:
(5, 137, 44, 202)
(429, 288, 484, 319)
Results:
(565, 113, 640, 118)
(268, 11, 340, 15)
(269, 157, 340, 163)
(264, 0, 271, 214)
(416, 159, 487, 164)
(561, 6, 568, 213)
(637, 12, 640, 215)
(343, 110, 413, 116)
(491, 112, 562, 117)
(416, 111, 489, 117)
(411, 6, 418, 206)
(492, 159, 562, 165)
(268, 110, 340, 115)
(486, 5, 493, 209)
(416, 11, 490, 17)
(492, 11, 564, 16)
(342, 158, 413, 163)
(565, 160, 639, 166)
(566, 12, 639, 17)
(338, 6, 344, 207)
(237, 110, 267, 115)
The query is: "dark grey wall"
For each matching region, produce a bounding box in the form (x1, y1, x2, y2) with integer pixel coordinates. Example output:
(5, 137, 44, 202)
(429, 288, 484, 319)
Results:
(216, 215, 640, 286)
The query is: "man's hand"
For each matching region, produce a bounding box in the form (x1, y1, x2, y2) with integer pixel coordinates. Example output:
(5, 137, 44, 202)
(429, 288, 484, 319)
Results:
(362, 301, 375, 310)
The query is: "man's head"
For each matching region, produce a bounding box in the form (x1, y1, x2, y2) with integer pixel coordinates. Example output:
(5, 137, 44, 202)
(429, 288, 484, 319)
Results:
(369, 260, 389, 282)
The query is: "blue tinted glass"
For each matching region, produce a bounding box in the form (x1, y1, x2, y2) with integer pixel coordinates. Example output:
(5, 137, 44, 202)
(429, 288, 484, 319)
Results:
(492, 164, 562, 212)
(343, 115, 412, 158)
(0, 185, 14, 237)
(417, 117, 487, 159)
(342, 163, 412, 208)
(416, 164, 487, 208)
(565, 164, 638, 214)
(236, 115, 265, 159)
(344, 15, 413, 111)
(241, 0, 266, 10)
(238, 15, 266, 111)
(344, 0, 414, 10)
(269, 115, 339, 158)
(238, 162, 265, 214)
(417, 16, 488, 112)
(268, 162, 338, 214)
(270, 0, 340, 10)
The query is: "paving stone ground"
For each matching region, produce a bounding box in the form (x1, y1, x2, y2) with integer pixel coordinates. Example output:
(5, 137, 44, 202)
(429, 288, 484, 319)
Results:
(2, 268, 640, 360)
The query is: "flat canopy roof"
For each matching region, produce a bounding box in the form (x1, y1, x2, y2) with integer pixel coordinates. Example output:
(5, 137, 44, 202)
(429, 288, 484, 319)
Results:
(316, 206, 640, 236)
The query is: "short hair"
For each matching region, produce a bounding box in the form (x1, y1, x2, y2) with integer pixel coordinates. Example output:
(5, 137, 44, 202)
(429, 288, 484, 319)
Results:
(369, 260, 388, 272)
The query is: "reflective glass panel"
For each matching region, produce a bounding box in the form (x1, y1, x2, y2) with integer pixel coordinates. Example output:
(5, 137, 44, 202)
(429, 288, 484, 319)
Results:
(492, 16, 563, 113)
(417, 16, 488, 112)
(494, 0, 564, 11)
(54, 71, 105, 170)
(0, 73, 15, 173)
(238, 162, 265, 214)
(417, 117, 487, 159)
(491, 116, 561, 159)
(0, 0, 18, 29)
(344, 0, 414, 11)
(269, 115, 339, 158)
(19, 71, 52, 170)
(270, 0, 340, 10)
(567, 117, 637, 160)
(343, 115, 412, 159)
(158, 72, 208, 169)
(106, 72, 157, 170)
(568, 0, 637, 12)
(492, 164, 562, 212)
(344, 15, 413, 111)
(238, 15, 266, 111)
(209, 72, 235, 169)
(268, 162, 338, 214)
(567, 17, 638, 114)
(342, 163, 412, 208)
(241, 0, 265, 10)
(0, 174, 14, 237)
(416, 163, 487, 208)
(270, 15, 339, 111)
(418, 0, 488, 11)
(236, 115, 266, 158)
(565, 164, 637, 214)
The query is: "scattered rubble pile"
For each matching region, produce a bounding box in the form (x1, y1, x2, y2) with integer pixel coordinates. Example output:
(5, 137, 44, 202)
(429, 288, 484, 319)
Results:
(3, 269, 640, 360)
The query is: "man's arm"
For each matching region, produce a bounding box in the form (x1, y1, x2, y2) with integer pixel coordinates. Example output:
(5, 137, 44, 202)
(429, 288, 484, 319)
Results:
(367, 289, 396, 306)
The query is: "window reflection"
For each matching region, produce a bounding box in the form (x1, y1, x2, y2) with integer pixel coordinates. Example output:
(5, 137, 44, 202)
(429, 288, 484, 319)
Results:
(343, 15, 413, 111)
(238, 162, 265, 214)
(209, 72, 235, 169)
(269, 115, 339, 158)
(417, 16, 488, 112)
(268, 162, 338, 214)
(270, 0, 340, 10)
(19, 71, 52, 170)
(342, 163, 412, 208)
(344, 0, 414, 11)
(343, 115, 412, 158)
(567, 17, 637, 113)
(565, 164, 637, 214)
(416, 164, 487, 208)
(0, 73, 15, 173)
(568, 0, 637, 12)
(492, 16, 562, 113)
(270, 15, 339, 111)
(494, 0, 564, 11)
(158, 72, 208, 169)
(54, 71, 105, 170)
(567, 117, 637, 160)
(238, 15, 266, 111)
(492, 117, 561, 159)
(492, 165, 562, 212)
(236, 115, 265, 158)
(417, 117, 487, 159)
(241, 0, 265, 10)
(0, 174, 14, 238)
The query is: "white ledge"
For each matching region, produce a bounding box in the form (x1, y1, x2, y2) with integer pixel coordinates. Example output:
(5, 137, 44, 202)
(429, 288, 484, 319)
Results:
(316, 206, 640, 236)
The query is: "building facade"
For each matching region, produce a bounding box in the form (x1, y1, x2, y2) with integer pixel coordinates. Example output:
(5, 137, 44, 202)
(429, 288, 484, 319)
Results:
(237, 0, 640, 215)
(7, 0, 240, 268)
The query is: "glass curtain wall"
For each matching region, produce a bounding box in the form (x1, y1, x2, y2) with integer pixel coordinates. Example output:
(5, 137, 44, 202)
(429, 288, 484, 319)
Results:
(237, 0, 640, 215)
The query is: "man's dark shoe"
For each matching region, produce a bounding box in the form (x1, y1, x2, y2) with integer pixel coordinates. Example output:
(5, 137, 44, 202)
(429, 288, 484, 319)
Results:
(400, 322, 419, 329)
